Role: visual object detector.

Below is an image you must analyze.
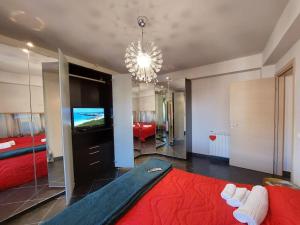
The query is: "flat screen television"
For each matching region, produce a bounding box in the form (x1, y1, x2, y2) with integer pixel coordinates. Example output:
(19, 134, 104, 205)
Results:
(73, 108, 105, 130)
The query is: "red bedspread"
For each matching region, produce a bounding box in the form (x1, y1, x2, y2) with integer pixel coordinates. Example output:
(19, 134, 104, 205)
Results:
(0, 134, 47, 190)
(0, 151, 47, 190)
(133, 122, 156, 142)
(0, 134, 46, 153)
(117, 169, 300, 225)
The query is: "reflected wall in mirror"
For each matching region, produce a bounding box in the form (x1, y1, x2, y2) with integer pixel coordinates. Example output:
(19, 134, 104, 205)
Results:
(0, 43, 64, 222)
(42, 62, 65, 187)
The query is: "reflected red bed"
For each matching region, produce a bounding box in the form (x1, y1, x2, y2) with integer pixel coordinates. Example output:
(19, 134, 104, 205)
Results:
(133, 122, 156, 142)
(117, 169, 300, 225)
(0, 134, 48, 190)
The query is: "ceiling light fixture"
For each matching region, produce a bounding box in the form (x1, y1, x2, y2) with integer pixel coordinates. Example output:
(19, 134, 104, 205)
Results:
(22, 48, 29, 54)
(125, 16, 163, 83)
(26, 42, 34, 48)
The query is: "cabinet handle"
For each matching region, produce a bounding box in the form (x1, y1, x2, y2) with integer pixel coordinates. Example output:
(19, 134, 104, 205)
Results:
(89, 145, 101, 150)
(89, 161, 101, 166)
(89, 150, 100, 155)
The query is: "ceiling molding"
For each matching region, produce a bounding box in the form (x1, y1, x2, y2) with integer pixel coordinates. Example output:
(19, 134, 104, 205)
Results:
(158, 53, 262, 82)
(263, 0, 300, 65)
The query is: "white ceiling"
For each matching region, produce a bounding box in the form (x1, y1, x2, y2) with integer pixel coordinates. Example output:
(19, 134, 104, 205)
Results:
(0, 0, 288, 74)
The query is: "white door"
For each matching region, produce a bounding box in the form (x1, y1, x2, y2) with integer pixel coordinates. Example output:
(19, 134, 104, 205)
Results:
(58, 49, 74, 205)
(230, 78, 275, 173)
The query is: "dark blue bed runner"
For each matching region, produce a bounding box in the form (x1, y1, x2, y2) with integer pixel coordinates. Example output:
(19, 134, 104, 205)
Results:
(0, 145, 46, 160)
(42, 158, 172, 225)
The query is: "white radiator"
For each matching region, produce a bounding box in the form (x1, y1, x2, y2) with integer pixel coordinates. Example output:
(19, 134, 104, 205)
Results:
(209, 133, 230, 158)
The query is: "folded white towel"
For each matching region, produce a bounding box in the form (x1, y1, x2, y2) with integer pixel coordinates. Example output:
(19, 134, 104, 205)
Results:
(241, 190, 251, 205)
(233, 185, 268, 225)
(221, 183, 236, 200)
(227, 187, 248, 207)
(41, 138, 46, 143)
(0, 142, 12, 149)
(8, 140, 16, 146)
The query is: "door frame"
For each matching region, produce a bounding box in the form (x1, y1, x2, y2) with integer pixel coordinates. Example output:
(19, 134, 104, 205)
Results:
(274, 60, 295, 176)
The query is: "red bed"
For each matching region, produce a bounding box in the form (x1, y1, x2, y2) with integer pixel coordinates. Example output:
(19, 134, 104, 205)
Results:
(117, 168, 300, 225)
(0, 134, 48, 190)
(133, 122, 156, 142)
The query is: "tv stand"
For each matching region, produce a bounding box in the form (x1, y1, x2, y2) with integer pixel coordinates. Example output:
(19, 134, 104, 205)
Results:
(72, 129, 114, 183)
(69, 63, 114, 184)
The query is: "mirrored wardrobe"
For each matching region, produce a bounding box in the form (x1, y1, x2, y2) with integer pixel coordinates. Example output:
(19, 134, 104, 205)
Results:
(0, 43, 65, 222)
(132, 78, 186, 159)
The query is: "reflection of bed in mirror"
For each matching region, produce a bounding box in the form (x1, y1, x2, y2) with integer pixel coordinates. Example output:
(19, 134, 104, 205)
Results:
(0, 134, 47, 190)
(133, 122, 156, 142)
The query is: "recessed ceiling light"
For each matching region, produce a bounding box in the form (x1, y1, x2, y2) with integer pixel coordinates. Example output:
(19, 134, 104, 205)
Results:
(26, 42, 34, 48)
(22, 48, 29, 54)
(166, 76, 169, 80)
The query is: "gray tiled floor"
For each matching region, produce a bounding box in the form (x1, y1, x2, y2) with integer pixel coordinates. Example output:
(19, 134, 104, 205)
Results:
(5, 196, 66, 225)
(6, 154, 283, 225)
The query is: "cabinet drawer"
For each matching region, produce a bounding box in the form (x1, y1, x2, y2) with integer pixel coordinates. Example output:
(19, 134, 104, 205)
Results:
(73, 140, 114, 183)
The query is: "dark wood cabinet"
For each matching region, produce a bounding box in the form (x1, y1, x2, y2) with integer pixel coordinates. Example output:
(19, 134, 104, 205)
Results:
(69, 63, 114, 184)
(72, 129, 114, 183)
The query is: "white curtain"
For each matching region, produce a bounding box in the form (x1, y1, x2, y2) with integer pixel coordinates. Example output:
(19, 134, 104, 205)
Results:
(0, 114, 18, 138)
(139, 111, 156, 123)
(0, 113, 45, 138)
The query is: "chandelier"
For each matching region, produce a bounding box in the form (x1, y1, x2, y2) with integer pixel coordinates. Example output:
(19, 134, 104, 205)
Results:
(125, 16, 163, 83)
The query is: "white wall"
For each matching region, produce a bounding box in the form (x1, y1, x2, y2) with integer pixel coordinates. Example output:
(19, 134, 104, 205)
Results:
(0, 71, 42, 86)
(43, 71, 63, 158)
(0, 81, 43, 113)
(155, 93, 165, 126)
(112, 74, 134, 168)
(174, 92, 185, 141)
(133, 87, 155, 112)
(191, 70, 261, 155)
(0, 66, 44, 113)
(275, 39, 300, 185)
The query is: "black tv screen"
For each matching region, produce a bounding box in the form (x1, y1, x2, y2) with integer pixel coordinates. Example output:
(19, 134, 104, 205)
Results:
(73, 108, 105, 129)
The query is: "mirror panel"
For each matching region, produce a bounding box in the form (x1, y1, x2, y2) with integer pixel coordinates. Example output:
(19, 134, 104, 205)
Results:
(133, 82, 156, 157)
(132, 79, 186, 159)
(0, 43, 37, 221)
(0, 43, 65, 222)
(28, 51, 65, 189)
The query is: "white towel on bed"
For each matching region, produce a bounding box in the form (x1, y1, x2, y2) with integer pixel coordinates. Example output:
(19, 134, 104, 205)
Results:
(241, 190, 251, 205)
(0, 142, 12, 149)
(233, 185, 268, 225)
(8, 140, 16, 146)
(227, 187, 248, 207)
(221, 183, 236, 200)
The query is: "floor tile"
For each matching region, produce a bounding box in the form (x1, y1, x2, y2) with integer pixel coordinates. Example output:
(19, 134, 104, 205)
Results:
(5, 200, 55, 225)
(43, 197, 66, 221)
(31, 186, 64, 201)
(0, 202, 23, 222)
